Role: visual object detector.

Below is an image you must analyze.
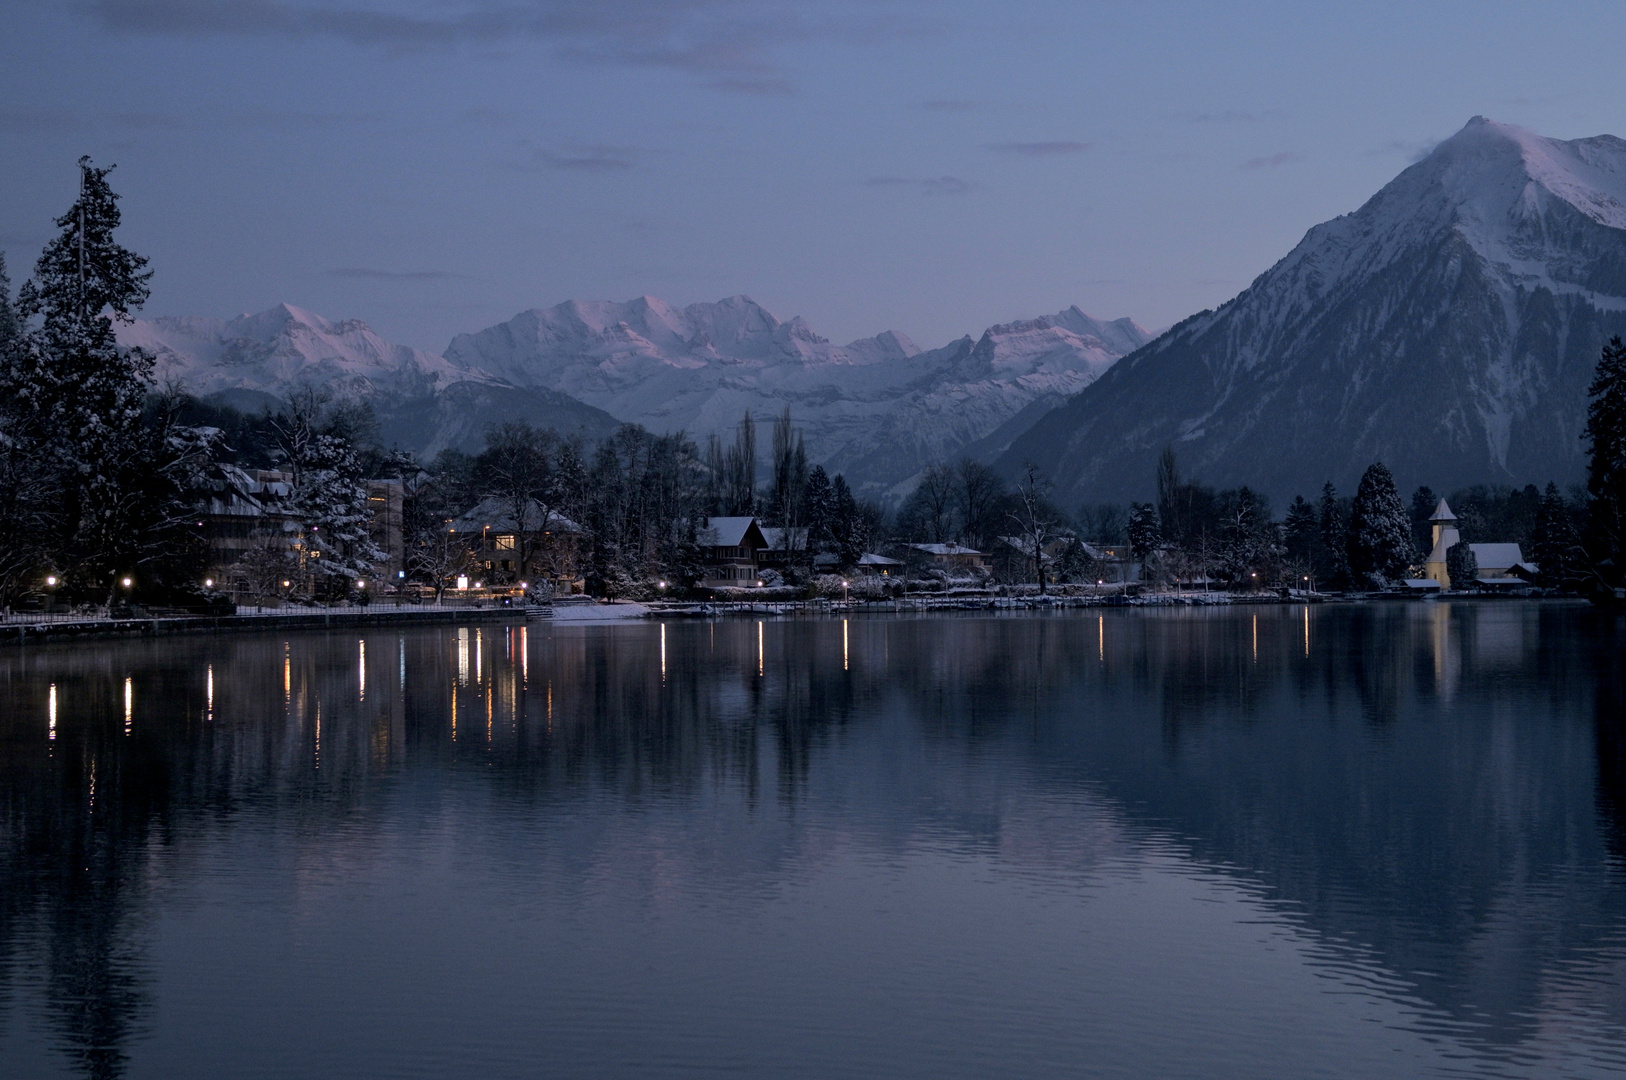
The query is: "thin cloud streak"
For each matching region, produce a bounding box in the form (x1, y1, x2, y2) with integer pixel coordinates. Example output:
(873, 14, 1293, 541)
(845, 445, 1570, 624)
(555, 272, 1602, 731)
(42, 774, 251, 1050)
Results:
(83, 0, 936, 84)
(329, 267, 465, 281)
(866, 176, 971, 196)
(987, 141, 1089, 157)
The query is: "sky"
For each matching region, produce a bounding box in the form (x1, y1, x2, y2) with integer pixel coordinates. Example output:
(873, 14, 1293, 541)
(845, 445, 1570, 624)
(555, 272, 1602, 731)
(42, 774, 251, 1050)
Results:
(4, 1, 1626, 354)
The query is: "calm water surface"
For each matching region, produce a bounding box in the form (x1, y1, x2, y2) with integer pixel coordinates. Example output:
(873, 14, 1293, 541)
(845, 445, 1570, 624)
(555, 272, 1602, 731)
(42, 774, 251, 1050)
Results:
(2, 602, 1625, 1079)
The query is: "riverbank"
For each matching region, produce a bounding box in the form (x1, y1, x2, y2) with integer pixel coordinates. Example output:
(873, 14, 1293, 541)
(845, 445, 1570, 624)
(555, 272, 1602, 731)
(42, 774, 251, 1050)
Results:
(0, 605, 525, 645)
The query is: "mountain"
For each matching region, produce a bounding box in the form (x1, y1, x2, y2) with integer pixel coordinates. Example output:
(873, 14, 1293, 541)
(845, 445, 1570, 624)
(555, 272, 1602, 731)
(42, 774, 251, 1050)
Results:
(1000, 117, 1626, 506)
(119, 304, 619, 455)
(443, 295, 1150, 495)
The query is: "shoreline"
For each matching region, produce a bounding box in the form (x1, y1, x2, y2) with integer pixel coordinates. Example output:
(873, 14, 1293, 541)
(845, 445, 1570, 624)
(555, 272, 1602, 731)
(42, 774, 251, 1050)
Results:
(0, 606, 525, 646)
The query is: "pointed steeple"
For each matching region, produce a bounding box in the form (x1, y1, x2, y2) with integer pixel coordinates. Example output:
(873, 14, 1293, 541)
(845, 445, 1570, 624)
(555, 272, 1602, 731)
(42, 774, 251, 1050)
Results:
(1430, 497, 1456, 522)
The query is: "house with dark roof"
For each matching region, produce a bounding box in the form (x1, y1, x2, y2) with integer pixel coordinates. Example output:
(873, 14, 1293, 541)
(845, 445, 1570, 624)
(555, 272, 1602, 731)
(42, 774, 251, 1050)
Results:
(697, 516, 768, 588)
(450, 496, 588, 591)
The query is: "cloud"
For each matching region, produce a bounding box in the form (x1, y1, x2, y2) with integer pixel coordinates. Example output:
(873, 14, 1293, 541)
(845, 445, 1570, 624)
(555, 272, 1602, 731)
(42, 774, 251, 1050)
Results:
(987, 141, 1089, 157)
(83, 0, 933, 88)
(866, 176, 971, 196)
(504, 143, 644, 172)
(1171, 109, 1283, 124)
(329, 267, 465, 281)
(921, 99, 976, 113)
(1239, 151, 1300, 170)
(1370, 137, 1440, 163)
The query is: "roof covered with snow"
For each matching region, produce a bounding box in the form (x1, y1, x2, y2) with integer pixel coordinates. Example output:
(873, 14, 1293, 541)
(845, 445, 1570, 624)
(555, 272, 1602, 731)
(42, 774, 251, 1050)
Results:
(697, 516, 765, 548)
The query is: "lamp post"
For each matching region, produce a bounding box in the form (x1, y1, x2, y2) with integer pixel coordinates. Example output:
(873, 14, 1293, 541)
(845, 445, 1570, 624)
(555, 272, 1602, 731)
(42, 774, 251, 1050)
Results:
(842, 579, 849, 604)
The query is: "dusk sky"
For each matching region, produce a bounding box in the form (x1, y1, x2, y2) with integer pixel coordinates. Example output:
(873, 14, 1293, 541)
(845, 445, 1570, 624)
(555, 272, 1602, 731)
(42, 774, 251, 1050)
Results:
(4, 1, 1625, 352)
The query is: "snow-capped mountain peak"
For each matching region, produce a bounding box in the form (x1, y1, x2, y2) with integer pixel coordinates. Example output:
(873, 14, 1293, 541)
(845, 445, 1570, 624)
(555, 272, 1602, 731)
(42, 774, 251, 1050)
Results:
(1002, 116, 1626, 505)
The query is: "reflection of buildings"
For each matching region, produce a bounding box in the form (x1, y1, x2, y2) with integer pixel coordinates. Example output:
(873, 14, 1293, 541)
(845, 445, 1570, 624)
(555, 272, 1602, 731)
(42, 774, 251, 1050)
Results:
(0, 604, 1622, 1073)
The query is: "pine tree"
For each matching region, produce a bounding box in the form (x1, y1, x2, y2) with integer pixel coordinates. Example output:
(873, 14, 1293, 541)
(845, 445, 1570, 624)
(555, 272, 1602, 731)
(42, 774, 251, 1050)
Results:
(1530, 481, 1584, 591)
(1316, 482, 1351, 589)
(14, 159, 210, 603)
(1346, 463, 1412, 588)
(830, 474, 868, 566)
(1584, 336, 1626, 588)
(803, 465, 834, 555)
(1446, 529, 1479, 589)
(1283, 495, 1317, 570)
(1128, 503, 1160, 560)
(0, 255, 61, 606)
(1409, 485, 1438, 558)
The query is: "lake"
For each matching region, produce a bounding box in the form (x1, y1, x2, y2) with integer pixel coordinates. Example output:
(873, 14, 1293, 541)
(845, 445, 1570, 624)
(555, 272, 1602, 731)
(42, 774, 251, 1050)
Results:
(2, 602, 1624, 1079)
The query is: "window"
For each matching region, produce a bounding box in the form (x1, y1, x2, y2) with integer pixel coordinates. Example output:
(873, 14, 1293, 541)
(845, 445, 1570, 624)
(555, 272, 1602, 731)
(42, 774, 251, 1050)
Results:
(495, 535, 516, 551)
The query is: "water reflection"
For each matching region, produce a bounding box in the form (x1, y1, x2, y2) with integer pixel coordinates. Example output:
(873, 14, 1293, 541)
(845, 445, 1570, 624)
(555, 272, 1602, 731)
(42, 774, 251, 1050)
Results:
(0, 603, 1622, 1078)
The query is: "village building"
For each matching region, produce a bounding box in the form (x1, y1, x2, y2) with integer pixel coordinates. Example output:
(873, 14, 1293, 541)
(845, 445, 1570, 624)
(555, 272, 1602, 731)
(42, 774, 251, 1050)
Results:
(1422, 497, 1538, 589)
(855, 552, 903, 576)
(757, 527, 808, 573)
(903, 542, 987, 574)
(1422, 498, 1462, 587)
(449, 496, 588, 593)
(697, 516, 768, 588)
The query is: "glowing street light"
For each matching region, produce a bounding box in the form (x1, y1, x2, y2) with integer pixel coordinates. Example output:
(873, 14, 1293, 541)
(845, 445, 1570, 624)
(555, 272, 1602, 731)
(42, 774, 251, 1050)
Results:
(204, 578, 213, 588)
(45, 575, 57, 587)
(842, 579, 849, 603)
(121, 576, 133, 589)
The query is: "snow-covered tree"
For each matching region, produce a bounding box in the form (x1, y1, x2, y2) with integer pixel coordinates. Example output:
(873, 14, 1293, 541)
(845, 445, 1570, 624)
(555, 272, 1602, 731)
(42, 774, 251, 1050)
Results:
(0, 255, 61, 606)
(270, 391, 383, 590)
(1128, 503, 1160, 561)
(1584, 336, 1626, 587)
(1346, 463, 1412, 587)
(1007, 463, 1059, 593)
(13, 159, 216, 603)
(1316, 482, 1352, 589)
(1446, 531, 1479, 589)
(1530, 482, 1584, 591)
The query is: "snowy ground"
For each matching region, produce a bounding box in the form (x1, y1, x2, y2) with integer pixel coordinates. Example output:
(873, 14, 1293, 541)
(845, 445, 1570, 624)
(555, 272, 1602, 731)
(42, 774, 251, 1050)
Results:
(548, 602, 651, 622)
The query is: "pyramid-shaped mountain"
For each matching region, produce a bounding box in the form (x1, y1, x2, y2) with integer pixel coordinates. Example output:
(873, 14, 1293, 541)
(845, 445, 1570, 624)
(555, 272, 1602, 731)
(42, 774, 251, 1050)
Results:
(1000, 117, 1626, 504)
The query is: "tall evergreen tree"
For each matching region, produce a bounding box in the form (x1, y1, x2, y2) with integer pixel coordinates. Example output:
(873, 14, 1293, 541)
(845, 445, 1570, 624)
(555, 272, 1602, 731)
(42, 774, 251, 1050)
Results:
(1530, 481, 1584, 591)
(1584, 336, 1626, 588)
(1346, 463, 1413, 587)
(1446, 527, 1479, 589)
(0, 255, 61, 606)
(15, 159, 212, 602)
(1409, 485, 1438, 557)
(1283, 495, 1318, 572)
(1316, 482, 1351, 589)
(1128, 503, 1160, 561)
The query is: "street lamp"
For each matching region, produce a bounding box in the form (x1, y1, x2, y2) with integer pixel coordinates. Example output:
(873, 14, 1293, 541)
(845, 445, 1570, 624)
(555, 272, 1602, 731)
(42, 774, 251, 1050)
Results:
(121, 577, 133, 589)
(45, 575, 57, 587)
(842, 579, 849, 603)
(204, 578, 213, 588)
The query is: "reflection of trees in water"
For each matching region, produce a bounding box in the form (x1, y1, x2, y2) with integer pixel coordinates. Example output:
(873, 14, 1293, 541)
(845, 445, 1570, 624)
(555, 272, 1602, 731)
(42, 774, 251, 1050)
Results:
(1030, 602, 1626, 1053)
(0, 606, 1622, 1074)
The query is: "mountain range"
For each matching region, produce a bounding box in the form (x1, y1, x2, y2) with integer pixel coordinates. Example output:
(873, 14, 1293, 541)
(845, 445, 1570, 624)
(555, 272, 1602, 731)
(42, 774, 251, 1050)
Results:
(998, 117, 1626, 505)
(121, 295, 1150, 495)
(118, 116, 1626, 509)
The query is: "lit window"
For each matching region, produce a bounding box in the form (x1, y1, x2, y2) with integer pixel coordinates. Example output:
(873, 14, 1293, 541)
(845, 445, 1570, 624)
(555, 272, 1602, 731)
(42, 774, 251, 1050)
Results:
(495, 535, 516, 550)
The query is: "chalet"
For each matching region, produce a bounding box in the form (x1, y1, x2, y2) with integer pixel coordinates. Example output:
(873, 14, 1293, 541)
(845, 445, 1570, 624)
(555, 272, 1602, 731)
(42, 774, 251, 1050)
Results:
(905, 542, 986, 572)
(855, 552, 903, 576)
(450, 496, 587, 591)
(757, 527, 808, 571)
(697, 516, 768, 588)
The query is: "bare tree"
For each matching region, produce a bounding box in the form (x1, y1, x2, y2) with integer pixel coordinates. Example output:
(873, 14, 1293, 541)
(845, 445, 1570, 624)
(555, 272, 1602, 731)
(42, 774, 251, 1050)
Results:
(1008, 463, 1059, 594)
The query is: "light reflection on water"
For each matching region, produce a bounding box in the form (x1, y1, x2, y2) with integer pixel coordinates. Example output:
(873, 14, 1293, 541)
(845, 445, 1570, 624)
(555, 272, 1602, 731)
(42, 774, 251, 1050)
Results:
(1, 602, 1624, 1079)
